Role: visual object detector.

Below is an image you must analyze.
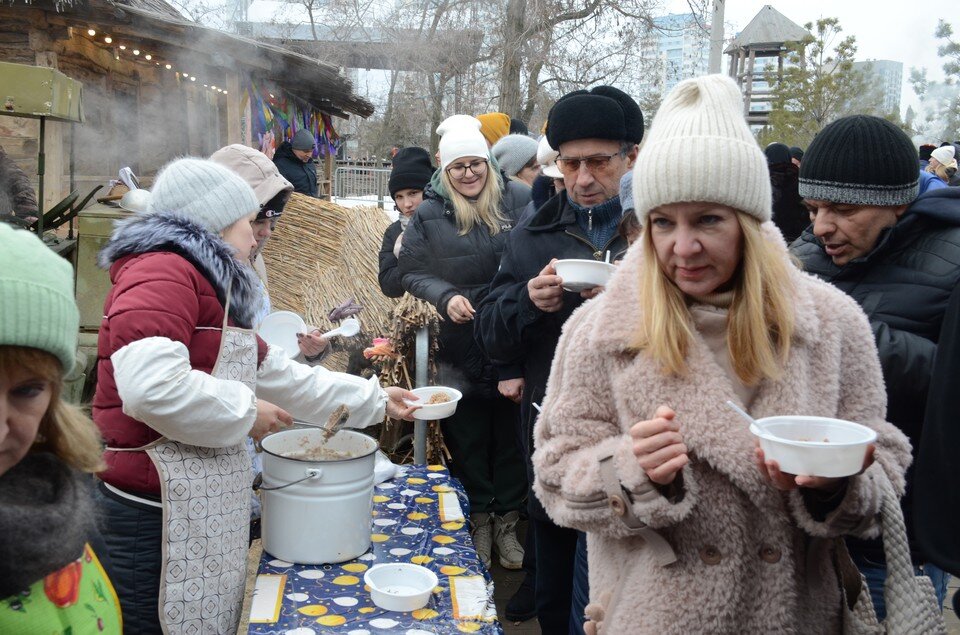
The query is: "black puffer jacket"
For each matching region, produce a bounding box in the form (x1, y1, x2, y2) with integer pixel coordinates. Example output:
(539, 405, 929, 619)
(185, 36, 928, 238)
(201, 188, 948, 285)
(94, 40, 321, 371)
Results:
(769, 161, 809, 243)
(378, 220, 404, 298)
(399, 175, 531, 395)
(273, 142, 318, 197)
(791, 187, 960, 558)
(474, 190, 628, 520)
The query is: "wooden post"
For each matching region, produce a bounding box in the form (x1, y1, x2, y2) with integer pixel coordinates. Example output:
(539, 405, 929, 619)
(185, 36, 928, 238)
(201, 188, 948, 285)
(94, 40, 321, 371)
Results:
(34, 49, 64, 215)
(226, 72, 243, 145)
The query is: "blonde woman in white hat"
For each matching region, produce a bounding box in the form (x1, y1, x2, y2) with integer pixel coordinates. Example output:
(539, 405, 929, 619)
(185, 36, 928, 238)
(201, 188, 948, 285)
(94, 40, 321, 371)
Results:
(927, 144, 959, 185)
(399, 115, 531, 570)
(531, 75, 911, 633)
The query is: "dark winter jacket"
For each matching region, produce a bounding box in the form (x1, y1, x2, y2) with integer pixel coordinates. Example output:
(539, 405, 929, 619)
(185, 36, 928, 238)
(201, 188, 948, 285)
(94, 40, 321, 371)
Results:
(913, 281, 960, 576)
(273, 142, 318, 197)
(768, 161, 809, 243)
(93, 213, 268, 495)
(399, 174, 530, 395)
(378, 220, 405, 298)
(791, 186, 960, 559)
(474, 189, 628, 520)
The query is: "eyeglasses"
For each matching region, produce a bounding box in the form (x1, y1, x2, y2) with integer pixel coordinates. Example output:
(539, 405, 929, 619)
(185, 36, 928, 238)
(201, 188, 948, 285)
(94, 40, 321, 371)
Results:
(555, 153, 621, 176)
(446, 159, 488, 179)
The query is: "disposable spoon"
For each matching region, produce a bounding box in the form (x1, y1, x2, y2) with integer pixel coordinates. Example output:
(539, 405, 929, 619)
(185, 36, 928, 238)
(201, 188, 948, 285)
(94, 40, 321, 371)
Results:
(724, 400, 774, 440)
(317, 317, 361, 339)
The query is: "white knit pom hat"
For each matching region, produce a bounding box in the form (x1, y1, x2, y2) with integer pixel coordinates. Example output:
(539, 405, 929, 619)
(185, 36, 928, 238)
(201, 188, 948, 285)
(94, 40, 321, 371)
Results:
(147, 157, 260, 233)
(437, 115, 490, 170)
(632, 74, 771, 223)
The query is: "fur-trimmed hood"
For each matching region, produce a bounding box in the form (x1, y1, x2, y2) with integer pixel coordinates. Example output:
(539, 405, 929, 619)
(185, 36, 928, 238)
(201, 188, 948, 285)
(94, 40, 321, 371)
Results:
(98, 212, 261, 328)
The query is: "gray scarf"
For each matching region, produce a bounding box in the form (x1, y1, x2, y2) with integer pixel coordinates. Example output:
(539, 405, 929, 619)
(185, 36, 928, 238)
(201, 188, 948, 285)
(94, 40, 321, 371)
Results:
(0, 453, 94, 597)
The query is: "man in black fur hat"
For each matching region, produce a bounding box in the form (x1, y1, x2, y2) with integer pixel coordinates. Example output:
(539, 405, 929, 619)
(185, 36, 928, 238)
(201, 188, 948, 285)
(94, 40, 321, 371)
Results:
(476, 86, 642, 633)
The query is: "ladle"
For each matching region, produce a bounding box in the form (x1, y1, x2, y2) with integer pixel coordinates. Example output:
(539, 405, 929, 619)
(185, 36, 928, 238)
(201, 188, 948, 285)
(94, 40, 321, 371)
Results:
(318, 317, 360, 339)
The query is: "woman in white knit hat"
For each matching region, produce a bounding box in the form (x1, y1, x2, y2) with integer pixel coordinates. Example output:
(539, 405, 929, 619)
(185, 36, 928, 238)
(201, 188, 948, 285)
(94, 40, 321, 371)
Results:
(92, 157, 420, 634)
(399, 115, 531, 570)
(530, 75, 911, 632)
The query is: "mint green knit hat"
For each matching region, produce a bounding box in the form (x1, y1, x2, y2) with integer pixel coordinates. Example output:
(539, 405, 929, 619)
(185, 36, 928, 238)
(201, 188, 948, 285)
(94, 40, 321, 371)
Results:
(0, 223, 79, 371)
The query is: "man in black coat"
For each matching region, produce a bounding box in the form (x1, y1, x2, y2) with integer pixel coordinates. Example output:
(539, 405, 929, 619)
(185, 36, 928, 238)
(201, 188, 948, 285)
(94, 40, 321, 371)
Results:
(790, 115, 960, 619)
(273, 129, 319, 197)
(378, 147, 434, 298)
(475, 86, 642, 634)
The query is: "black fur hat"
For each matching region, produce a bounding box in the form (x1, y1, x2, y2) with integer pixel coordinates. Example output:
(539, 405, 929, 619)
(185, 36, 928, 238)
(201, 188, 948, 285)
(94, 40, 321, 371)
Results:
(546, 86, 644, 150)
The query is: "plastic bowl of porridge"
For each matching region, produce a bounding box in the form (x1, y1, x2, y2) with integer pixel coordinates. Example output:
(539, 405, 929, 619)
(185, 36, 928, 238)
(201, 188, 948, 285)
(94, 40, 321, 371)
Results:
(554, 259, 616, 292)
(364, 563, 438, 612)
(405, 386, 463, 420)
(750, 416, 877, 478)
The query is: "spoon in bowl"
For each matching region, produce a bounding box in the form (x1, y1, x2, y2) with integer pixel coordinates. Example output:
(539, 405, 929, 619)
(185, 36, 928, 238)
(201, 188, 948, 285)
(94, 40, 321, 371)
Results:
(724, 400, 773, 440)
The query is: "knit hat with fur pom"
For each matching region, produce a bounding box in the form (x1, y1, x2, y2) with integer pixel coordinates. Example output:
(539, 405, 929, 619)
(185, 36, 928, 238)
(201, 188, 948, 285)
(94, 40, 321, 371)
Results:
(632, 74, 770, 223)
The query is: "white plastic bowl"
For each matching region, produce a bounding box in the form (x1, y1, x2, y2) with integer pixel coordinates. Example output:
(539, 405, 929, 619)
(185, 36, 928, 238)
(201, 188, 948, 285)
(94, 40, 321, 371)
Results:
(554, 259, 616, 292)
(751, 416, 877, 478)
(258, 310, 307, 359)
(406, 386, 463, 420)
(364, 563, 438, 612)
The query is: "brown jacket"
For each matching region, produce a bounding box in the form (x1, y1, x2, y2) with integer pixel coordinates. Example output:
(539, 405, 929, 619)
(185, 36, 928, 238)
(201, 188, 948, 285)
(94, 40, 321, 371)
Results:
(532, 224, 911, 634)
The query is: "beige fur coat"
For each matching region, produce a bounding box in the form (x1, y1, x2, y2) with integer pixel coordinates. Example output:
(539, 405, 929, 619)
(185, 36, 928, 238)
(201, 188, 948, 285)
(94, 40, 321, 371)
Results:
(532, 225, 912, 634)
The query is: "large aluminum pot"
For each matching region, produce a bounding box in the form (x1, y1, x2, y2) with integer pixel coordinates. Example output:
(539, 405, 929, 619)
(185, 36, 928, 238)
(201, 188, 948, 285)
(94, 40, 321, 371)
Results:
(259, 428, 378, 564)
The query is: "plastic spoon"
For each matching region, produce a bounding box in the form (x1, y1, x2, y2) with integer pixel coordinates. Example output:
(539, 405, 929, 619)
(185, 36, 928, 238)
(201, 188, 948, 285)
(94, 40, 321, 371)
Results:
(317, 317, 360, 339)
(724, 400, 773, 440)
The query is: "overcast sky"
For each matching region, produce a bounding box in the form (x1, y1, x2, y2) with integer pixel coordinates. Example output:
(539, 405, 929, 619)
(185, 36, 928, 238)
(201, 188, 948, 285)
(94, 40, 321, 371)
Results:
(666, 0, 950, 114)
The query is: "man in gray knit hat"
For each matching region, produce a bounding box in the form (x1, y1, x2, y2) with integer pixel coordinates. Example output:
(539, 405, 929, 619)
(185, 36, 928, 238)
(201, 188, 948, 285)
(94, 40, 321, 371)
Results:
(273, 128, 319, 197)
(791, 114, 960, 619)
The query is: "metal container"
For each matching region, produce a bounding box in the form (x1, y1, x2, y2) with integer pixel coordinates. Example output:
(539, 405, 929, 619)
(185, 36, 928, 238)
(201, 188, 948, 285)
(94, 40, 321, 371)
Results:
(75, 203, 131, 331)
(259, 428, 378, 564)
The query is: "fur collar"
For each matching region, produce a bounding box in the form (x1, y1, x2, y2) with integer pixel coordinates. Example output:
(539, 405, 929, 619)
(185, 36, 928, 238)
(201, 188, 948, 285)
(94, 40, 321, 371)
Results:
(98, 212, 261, 328)
(579, 222, 845, 503)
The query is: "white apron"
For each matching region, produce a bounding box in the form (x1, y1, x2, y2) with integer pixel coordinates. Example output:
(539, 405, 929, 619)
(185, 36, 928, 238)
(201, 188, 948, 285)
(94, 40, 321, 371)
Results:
(111, 287, 257, 634)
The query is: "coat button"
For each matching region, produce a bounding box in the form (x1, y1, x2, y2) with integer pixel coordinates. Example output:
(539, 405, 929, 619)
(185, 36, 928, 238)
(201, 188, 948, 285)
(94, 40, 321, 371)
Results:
(759, 545, 782, 563)
(608, 494, 626, 517)
(699, 545, 722, 565)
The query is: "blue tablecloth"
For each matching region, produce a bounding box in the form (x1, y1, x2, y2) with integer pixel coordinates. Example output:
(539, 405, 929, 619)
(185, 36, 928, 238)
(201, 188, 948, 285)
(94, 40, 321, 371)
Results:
(248, 464, 503, 634)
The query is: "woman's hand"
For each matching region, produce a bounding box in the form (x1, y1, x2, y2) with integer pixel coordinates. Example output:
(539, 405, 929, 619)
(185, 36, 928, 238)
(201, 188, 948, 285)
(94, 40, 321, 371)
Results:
(754, 444, 876, 491)
(446, 295, 476, 324)
(297, 329, 329, 359)
(630, 405, 689, 485)
(251, 399, 293, 441)
(384, 387, 421, 421)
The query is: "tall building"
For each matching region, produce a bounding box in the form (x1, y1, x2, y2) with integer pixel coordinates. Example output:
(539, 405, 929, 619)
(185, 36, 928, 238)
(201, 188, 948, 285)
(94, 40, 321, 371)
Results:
(638, 13, 710, 98)
(853, 60, 903, 116)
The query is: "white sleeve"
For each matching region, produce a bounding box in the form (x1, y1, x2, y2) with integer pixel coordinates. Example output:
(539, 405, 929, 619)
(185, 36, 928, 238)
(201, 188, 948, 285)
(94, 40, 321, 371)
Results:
(111, 337, 258, 447)
(255, 345, 387, 429)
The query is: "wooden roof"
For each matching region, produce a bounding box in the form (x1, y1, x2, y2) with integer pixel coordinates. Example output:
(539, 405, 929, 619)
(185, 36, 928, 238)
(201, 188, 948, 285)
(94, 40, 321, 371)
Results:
(724, 5, 809, 53)
(22, 0, 374, 118)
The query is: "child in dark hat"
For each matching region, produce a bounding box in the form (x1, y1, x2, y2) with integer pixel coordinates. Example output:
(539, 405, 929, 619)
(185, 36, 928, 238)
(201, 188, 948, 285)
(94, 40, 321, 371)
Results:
(378, 147, 435, 297)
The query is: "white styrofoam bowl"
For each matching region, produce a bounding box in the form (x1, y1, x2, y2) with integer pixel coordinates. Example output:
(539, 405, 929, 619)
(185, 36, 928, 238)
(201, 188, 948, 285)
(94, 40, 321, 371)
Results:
(364, 563, 438, 612)
(258, 310, 306, 359)
(554, 259, 616, 292)
(751, 416, 877, 478)
(407, 386, 463, 420)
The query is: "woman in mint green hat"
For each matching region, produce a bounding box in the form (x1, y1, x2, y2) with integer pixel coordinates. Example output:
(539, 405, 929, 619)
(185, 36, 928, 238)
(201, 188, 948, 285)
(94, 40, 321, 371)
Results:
(0, 222, 122, 633)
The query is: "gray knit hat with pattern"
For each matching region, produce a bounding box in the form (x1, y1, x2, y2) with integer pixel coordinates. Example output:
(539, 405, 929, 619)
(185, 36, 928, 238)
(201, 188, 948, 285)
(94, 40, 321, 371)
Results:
(146, 158, 260, 233)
